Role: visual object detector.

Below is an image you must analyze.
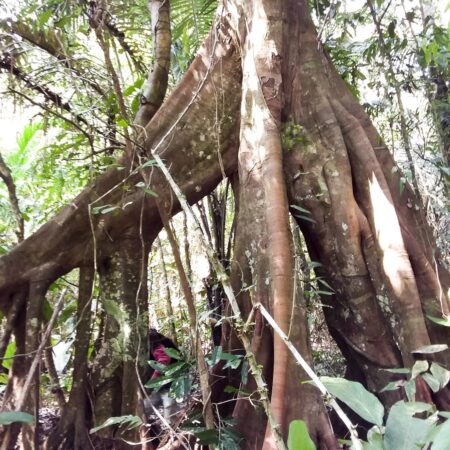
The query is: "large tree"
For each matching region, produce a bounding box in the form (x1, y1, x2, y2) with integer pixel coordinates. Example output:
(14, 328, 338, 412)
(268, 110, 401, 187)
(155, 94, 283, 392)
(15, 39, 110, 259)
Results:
(0, 0, 449, 449)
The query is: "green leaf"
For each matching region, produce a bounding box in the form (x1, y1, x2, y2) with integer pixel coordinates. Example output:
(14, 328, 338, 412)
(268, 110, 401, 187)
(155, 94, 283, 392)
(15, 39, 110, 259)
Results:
(0, 411, 34, 425)
(38, 9, 53, 26)
(387, 20, 397, 39)
(42, 298, 53, 322)
(140, 159, 158, 168)
(148, 360, 167, 372)
(117, 119, 129, 128)
(135, 181, 158, 197)
(426, 315, 450, 327)
(145, 376, 175, 389)
(430, 363, 450, 391)
(100, 206, 121, 215)
(91, 204, 120, 215)
(2, 341, 15, 370)
(429, 418, 450, 450)
(383, 368, 411, 374)
(90, 415, 142, 434)
(163, 347, 182, 360)
(210, 345, 223, 365)
(170, 375, 191, 400)
(422, 373, 441, 393)
(318, 377, 384, 426)
(413, 344, 448, 354)
(287, 420, 316, 450)
(404, 379, 416, 401)
(317, 278, 335, 292)
(290, 204, 311, 215)
(163, 361, 188, 376)
(224, 385, 240, 394)
(363, 426, 385, 450)
(193, 429, 219, 445)
(384, 401, 435, 450)
(380, 380, 404, 393)
(293, 214, 316, 224)
(411, 360, 429, 379)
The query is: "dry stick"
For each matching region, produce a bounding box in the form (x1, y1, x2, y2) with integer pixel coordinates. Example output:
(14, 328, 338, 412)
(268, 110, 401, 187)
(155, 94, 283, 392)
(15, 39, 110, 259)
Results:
(150, 153, 287, 450)
(159, 208, 215, 430)
(15, 289, 67, 411)
(254, 303, 363, 450)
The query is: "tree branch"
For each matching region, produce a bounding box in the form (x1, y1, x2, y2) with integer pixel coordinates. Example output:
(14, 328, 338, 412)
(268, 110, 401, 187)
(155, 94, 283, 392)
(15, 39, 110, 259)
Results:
(0, 152, 24, 242)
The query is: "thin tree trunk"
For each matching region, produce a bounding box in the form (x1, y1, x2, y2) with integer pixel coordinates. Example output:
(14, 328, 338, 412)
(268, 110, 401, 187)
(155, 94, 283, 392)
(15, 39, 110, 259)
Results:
(156, 237, 178, 345)
(45, 267, 95, 450)
(159, 206, 215, 431)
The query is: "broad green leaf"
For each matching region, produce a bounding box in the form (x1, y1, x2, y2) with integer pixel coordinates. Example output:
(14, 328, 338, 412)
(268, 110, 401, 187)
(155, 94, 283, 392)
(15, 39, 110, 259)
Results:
(319, 377, 384, 426)
(145, 376, 175, 389)
(163, 361, 187, 376)
(163, 347, 182, 360)
(411, 360, 429, 379)
(399, 402, 433, 415)
(363, 426, 385, 450)
(422, 373, 441, 393)
(430, 363, 450, 391)
(385, 401, 435, 450)
(148, 360, 167, 371)
(193, 428, 219, 445)
(287, 420, 316, 450)
(2, 341, 15, 370)
(413, 344, 448, 354)
(210, 345, 223, 365)
(90, 415, 142, 434)
(427, 315, 450, 327)
(404, 379, 416, 401)
(0, 411, 34, 425)
(170, 375, 191, 400)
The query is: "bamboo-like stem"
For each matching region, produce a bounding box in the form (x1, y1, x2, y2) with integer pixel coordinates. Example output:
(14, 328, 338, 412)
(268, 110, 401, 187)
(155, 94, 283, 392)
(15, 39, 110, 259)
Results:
(254, 302, 363, 450)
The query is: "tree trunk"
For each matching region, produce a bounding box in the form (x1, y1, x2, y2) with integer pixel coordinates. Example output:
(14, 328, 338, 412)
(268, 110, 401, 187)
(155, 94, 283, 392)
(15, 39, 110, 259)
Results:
(89, 225, 149, 449)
